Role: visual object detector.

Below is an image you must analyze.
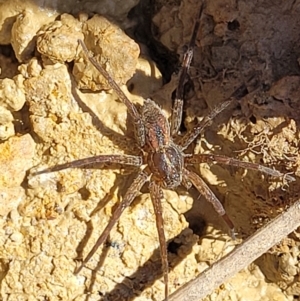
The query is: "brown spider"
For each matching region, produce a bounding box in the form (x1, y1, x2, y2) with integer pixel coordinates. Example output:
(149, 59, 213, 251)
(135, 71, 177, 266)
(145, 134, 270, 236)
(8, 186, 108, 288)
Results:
(33, 4, 294, 300)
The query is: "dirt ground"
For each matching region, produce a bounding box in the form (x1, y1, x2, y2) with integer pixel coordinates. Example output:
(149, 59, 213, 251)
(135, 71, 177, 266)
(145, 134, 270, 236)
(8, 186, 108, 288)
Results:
(0, 0, 300, 300)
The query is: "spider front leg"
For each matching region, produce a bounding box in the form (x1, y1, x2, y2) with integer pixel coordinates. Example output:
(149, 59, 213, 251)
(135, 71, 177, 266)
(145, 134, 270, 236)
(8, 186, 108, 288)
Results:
(179, 99, 233, 150)
(179, 84, 247, 151)
(32, 154, 143, 176)
(78, 39, 146, 147)
(149, 181, 169, 301)
(75, 170, 148, 274)
(171, 4, 204, 136)
(183, 168, 236, 239)
(185, 154, 295, 182)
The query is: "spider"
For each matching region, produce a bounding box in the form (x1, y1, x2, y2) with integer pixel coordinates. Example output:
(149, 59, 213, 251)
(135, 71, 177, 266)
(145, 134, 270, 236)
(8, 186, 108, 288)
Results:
(33, 4, 294, 300)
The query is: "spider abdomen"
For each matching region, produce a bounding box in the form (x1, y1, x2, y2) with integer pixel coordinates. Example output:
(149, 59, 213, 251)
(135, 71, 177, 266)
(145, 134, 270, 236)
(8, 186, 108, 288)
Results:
(148, 144, 183, 188)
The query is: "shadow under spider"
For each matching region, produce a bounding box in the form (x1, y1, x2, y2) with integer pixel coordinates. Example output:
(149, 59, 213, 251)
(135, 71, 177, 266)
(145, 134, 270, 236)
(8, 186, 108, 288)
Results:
(70, 74, 139, 154)
(84, 226, 201, 301)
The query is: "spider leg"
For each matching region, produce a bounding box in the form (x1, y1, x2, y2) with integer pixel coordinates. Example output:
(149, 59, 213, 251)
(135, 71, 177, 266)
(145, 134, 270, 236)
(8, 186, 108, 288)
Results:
(32, 154, 143, 175)
(179, 84, 247, 150)
(179, 100, 232, 150)
(185, 154, 295, 182)
(149, 181, 169, 301)
(183, 168, 235, 239)
(78, 39, 146, 147)
(75, 170, 148, 274)
(171, 3, 204, 136)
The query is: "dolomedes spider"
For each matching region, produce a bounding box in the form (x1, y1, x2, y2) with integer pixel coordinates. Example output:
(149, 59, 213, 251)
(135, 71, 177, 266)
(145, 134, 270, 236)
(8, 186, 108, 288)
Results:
(33, 5, 294, 300)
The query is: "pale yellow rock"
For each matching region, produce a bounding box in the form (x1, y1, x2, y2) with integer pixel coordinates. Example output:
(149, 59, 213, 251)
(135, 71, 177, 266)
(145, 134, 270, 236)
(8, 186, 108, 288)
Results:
(205, 265, 291, 301)
(0, 1, 58, 45)
(0, 134, 35, 216)
(0, 0, 138, 47)
(0, 106, 14, 139)
(37, 14, 84, 63)
(0, 106, 13, 124)
(127, 56, 163, 98)
(73, 15, 140, 91)
(0, 187, 26, 216)
(0, 75, 26, 111)
(0, 134, 35, 188)
(11, 8, 58, 62)
(0, 121, 15, 140)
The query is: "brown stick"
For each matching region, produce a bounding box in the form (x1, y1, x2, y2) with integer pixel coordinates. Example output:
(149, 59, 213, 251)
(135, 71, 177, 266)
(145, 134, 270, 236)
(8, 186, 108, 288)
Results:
(168, 199, 300, 301)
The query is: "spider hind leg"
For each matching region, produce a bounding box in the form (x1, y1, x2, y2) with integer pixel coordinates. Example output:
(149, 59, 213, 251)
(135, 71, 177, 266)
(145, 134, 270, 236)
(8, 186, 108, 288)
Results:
(183, 168, 236, 239)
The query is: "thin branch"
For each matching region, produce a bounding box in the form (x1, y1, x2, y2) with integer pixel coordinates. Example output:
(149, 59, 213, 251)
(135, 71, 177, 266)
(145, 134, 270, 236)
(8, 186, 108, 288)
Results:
(168, 199, 300, 301)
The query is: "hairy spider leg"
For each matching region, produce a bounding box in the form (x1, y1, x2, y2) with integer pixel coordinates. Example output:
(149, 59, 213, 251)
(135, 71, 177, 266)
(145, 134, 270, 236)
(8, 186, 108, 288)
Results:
(78, 39, 146, 147)
(32, 155, 142, 175)
(179, 83, 248, 151)
(171, 3, 204, 136)
(179, 99, 233, 150)
(185, 154, 295, 182)
(183, 168, 236, 238)
(75, 170, 148, 274)
(149, 181, 169, 300)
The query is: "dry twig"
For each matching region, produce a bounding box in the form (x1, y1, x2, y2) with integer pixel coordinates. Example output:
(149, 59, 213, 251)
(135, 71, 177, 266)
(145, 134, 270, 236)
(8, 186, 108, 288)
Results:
(169, 199, 300, 301)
